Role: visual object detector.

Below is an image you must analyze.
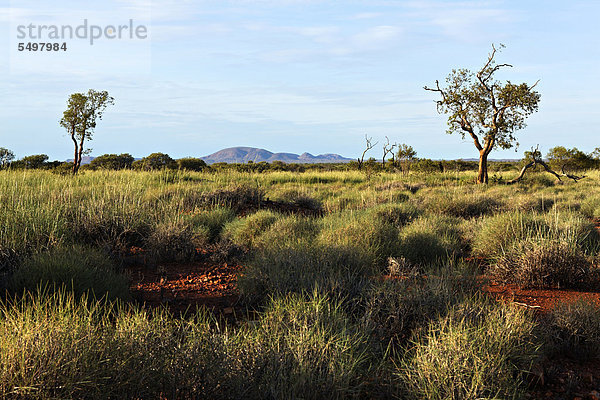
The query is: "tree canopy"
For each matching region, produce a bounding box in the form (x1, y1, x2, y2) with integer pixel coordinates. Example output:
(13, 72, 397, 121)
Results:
(425, 44, 541, 183)
(60, 90, 114, 174)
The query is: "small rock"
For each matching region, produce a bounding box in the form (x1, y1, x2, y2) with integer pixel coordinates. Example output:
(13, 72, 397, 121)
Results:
(223, 307, 234, 314)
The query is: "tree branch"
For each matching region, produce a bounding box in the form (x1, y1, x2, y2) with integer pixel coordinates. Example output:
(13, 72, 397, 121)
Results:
(508, 146, 586, 184)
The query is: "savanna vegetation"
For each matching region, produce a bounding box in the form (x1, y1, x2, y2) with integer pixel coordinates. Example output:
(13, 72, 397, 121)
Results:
(1, 163, 600, 399)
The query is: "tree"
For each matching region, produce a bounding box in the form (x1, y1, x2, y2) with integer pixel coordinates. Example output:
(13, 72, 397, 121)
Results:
(60, 90, 114, 174)
(546, 146, 595, 171)
(0, 147, 15, 168)
(381, 137, 396, 167)
(357, 135, 377, 170)
(425, 44, 541, 184)
(21, 154, 49, 169)
(89, 153, 134, 170)
(509, 146, 585, 184)
(177, 157, 208, 171)
(396, 143, 417, 174)
(134, 152, 176, 170)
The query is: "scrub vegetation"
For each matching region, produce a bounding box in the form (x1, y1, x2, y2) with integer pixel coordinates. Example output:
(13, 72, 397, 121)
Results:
(1, 166, 599, 399)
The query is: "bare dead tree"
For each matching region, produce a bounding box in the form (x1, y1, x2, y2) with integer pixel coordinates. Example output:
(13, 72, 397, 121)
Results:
(357, 134, 377, 170)
(382, 136, 396, 166)
(508, 146, 586, 184)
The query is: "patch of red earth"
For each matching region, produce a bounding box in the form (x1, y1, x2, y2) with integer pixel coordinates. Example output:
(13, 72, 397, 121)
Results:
(127, 258, 243, 315)
(527, 358, 600, 399)
(484, 283, 600, 314)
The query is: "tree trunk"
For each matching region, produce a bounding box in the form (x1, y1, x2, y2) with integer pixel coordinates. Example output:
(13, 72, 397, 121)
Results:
(477, 151, 489, 184)
(74, 132, 86, 174)
(71, 128, 79, 174)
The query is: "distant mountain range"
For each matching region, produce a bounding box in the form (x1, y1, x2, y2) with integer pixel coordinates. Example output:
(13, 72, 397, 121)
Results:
(71, 148, 520, 165)
(200, 147, 354, 164)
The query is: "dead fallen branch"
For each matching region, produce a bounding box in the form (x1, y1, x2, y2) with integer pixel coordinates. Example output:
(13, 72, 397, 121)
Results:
(508, 146, 586, 184)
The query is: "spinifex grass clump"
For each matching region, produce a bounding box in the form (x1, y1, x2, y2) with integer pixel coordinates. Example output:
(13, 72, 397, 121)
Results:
(318, 210, 400, 268)
(371, 203, 420, 228)
(543, 299, 600, 360)
(580, 195, 600, 219)
(229, 292, 371, 399)
(9, 245, 131, 301)
(474, 211, 600, 288)
(0, 291, 370, 399)
(238, 243, 372, 303)
(473, 210, 600, 260)
(361, 273, 475, 347)
(491, 240, 593, 289)
(416, 188, 503, 218)
(145, 218, 208, 262)
(222, 209, 280, 248)
(400, 299, 539, 400)
(0, 291, 228, 399)
(187, 206, 236, 243)
(255, 214, 321, 249)
(199, 185, 264, 212)
(397, 215, 465, 266)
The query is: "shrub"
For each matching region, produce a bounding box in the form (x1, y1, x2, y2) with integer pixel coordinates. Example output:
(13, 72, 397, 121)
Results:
(134, 152, 177, 170)
(8, 246, 130, 301)
(89, 153, 134, 170)
(400, 300, 539, 400)
(489, 240, 593, 289)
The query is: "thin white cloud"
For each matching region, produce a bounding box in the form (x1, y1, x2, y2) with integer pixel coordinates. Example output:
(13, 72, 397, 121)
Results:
(348, 12, 384, 20)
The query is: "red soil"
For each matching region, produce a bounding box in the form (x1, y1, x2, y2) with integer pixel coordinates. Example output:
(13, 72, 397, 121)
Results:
(122, 217, 600, 397)
(126, 255, 243, 315)
(484, 283, 600, 314)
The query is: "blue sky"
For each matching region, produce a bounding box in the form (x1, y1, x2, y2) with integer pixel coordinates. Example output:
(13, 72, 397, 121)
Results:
(1, 0, 599, 160)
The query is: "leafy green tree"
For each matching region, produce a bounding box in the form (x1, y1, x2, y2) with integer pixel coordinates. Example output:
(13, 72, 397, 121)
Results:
(60, 90, 114, 174)
(89, 153, 134, 170)
(396, 143, 417, 174)
(425, 44, 541, 183)
(546, 146, 595, 171)
(21, 154, 49, 169)
(135, 152, 176, 170)
(0, 147, 15, 168)
(176, 157, 207, 171)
